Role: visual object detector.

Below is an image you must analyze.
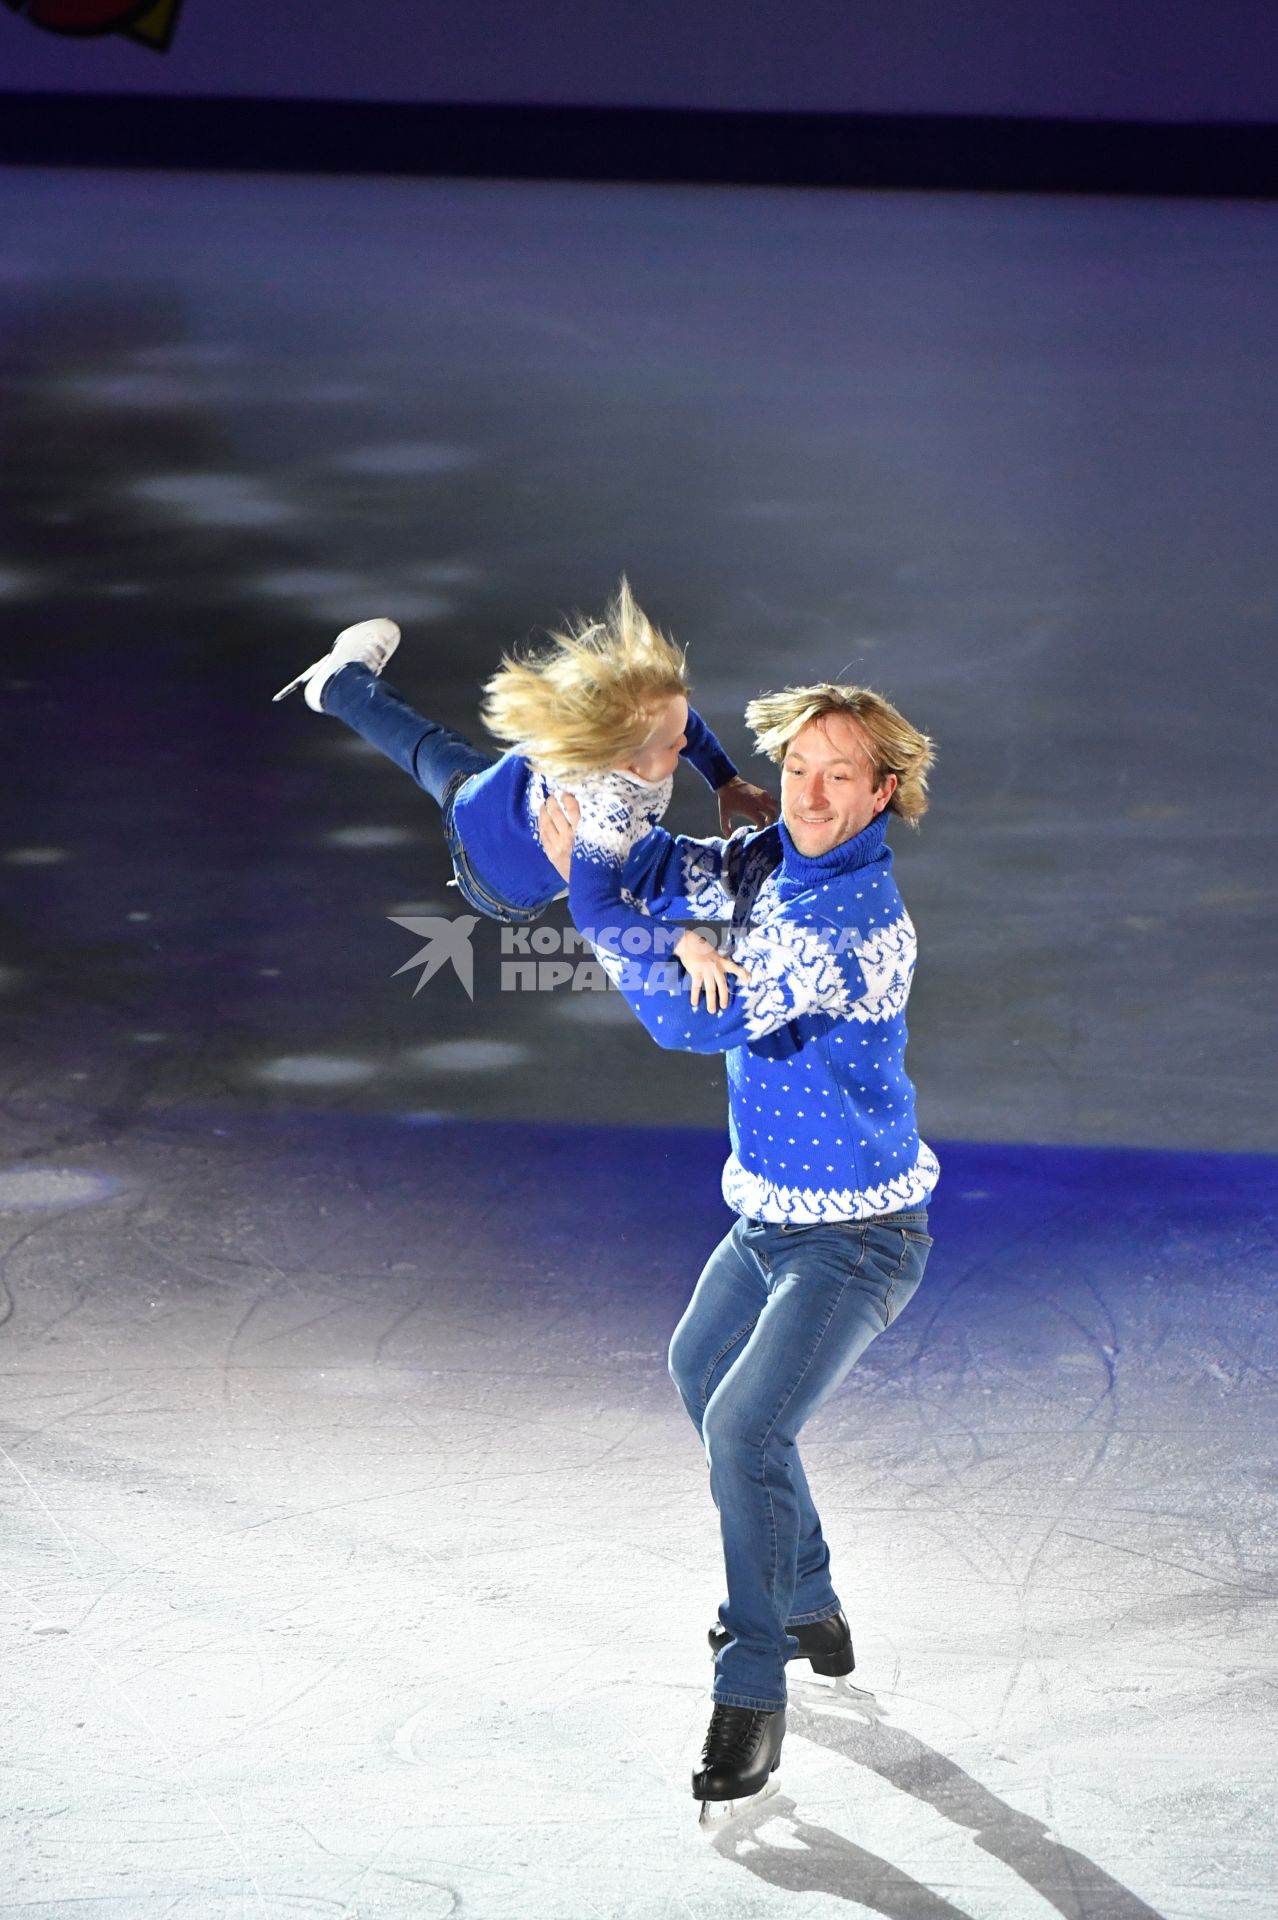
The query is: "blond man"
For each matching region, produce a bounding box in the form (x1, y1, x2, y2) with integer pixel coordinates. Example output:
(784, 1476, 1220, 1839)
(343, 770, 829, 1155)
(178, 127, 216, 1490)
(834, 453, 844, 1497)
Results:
(541, 683, 937, 1816)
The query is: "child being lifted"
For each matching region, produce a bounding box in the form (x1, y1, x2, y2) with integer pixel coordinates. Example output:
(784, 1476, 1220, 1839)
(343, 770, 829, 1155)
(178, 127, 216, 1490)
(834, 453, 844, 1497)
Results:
(274, 581, 776, 1009)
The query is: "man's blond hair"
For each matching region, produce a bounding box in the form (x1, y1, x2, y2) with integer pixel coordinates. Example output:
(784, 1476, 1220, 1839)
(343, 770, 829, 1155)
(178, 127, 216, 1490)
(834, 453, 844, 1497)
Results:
(481, 579, 689, 777)
(745, 682, 935, 825)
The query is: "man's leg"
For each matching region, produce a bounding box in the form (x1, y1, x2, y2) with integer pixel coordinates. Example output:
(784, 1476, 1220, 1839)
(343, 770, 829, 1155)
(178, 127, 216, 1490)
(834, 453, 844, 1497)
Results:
(702, 1218, 930, 1710)
(788, 1449, 837, 1625)
(668, 1221, 763, 1430)
(669, 1222, 839, 1631)
(321, 664, 493, 811)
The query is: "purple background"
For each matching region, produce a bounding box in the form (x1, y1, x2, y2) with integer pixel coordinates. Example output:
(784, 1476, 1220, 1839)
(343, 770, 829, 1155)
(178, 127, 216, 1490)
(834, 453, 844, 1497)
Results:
(2, 0, 1277, 122)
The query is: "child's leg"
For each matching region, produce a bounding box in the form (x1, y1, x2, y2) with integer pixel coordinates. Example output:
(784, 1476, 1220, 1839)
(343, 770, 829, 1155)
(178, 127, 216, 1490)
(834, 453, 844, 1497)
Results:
(321, 664, 493, 811)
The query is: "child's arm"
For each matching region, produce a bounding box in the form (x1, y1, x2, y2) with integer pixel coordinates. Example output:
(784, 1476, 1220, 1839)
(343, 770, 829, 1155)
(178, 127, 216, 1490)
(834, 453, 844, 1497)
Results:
(716, 777, 780, 834)
(680, 707, 738, 790)
(682, 707, 779, 834)
(670, 929, 751, 1014)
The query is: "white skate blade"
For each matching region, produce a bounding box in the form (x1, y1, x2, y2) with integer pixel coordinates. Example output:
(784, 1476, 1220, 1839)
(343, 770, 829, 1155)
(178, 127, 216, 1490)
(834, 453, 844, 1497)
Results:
(792, 1675, 884, 1722)
(697, 1777, 780, 1831)
(272, 667, 317, 702)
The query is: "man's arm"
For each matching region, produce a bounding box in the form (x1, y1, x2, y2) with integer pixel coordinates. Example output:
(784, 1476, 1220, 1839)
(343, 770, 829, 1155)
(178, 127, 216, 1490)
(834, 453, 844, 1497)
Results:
(539, 793, 753, 922)
(566, 831, 697, 969)
(571, 849, 866, 1056)
(621, 824, 750, 920)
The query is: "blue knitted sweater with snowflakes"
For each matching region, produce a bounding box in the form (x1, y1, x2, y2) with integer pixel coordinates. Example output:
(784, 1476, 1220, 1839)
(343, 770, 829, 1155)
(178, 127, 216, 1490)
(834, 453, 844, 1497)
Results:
(568, 811, 938, 1224)
(448, 708, 736, 912)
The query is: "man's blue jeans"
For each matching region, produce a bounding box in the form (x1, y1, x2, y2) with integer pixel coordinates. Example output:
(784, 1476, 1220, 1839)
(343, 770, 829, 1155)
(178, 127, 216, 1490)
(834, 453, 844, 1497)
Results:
(321, 665, 543, 924)
(669, 1208, 932, 1710)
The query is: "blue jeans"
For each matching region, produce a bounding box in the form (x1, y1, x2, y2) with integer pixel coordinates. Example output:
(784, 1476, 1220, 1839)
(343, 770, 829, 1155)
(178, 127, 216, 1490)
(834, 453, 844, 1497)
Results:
(669, 1208, 932, 1710)
(321, 665, 543, 925)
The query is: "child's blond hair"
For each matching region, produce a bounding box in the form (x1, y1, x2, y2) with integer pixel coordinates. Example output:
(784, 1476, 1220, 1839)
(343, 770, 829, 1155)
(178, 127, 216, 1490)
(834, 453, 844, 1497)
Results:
(481, 579, 689, 777)
(745, 682, 935, 826)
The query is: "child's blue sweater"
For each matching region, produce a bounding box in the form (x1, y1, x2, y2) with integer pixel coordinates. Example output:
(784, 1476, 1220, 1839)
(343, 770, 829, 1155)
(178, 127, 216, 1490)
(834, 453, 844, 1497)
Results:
(449, 708, 737, 912)
(568, 812, 938, 1224)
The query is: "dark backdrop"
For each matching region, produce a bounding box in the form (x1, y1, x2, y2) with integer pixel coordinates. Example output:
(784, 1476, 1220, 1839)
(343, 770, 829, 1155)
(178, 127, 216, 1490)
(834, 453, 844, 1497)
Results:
(2, 0, 1277, 122)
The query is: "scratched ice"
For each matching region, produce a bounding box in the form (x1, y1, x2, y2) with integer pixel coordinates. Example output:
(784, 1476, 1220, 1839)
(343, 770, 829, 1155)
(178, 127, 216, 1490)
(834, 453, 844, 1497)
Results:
(2, 1118, 1273, 1920)
(1, 163, 1276, 1920)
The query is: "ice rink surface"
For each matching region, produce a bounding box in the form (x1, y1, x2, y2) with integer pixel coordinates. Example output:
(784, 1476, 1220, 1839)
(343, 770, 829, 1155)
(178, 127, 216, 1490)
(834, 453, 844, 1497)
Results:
(1, 166, 1276, 1916)
(1, 169, 1276, 1149)
(2, 1120, 1275, 1918)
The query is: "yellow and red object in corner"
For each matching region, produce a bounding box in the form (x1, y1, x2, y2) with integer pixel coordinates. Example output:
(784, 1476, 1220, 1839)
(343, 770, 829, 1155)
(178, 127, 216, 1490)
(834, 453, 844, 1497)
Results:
(3, 0, 185, 51)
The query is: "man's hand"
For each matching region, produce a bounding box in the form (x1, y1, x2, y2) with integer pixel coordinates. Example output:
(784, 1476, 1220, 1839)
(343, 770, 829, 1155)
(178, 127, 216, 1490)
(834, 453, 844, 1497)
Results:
(717, 775, 779, 836)
(673, 929, 751, 1014)
(537, 791, 581, 882)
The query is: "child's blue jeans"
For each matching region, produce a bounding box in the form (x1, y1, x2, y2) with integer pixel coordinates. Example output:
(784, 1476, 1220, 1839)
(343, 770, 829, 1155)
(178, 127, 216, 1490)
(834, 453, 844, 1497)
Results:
(321, 665, 544, 925)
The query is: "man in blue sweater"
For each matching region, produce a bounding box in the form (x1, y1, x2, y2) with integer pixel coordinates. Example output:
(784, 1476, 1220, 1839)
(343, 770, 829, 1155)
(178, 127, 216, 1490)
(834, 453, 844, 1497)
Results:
(541, 680, 937, 1816)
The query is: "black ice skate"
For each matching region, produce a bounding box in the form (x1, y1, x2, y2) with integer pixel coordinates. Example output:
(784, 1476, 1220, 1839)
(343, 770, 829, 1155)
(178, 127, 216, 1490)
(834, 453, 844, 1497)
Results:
(707, 1609, 854, 1678)
(692, 1704, 785, 1826)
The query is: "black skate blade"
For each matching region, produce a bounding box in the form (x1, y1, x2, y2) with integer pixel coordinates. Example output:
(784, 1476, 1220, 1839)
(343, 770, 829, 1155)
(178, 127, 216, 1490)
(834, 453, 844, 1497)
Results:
(697, 1777, 781, 1831)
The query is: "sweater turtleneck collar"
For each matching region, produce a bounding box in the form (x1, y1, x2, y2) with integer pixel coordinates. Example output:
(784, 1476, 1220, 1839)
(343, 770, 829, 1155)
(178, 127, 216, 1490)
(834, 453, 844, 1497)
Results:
(778, 809, 889, 885)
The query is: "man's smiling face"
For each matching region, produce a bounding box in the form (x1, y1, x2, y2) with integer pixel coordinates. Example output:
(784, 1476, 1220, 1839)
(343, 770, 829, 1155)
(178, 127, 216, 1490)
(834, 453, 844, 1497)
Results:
(780, 713, 897, 858)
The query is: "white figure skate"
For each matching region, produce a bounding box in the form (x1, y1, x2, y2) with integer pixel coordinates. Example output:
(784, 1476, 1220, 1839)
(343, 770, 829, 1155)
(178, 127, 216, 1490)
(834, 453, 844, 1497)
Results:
(272, 617, 401, 711)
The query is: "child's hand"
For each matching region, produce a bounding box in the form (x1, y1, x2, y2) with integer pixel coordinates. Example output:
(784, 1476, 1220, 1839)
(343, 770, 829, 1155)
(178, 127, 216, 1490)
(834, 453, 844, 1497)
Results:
(717, 776, 779, 835)
(673, 930, 751, 1014)
(537, 793, 581, 882)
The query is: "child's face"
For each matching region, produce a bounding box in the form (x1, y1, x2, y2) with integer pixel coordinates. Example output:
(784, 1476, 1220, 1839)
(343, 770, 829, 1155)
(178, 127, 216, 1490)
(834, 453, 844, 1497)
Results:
(617, 695, 689, 784)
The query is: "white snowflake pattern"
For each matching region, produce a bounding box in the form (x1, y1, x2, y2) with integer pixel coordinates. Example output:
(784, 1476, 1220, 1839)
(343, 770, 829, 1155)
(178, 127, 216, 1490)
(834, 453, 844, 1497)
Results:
(734, 919, 858, 1041)
(526, 766, 672, 868)
(734, 834, 784, 919)
(679, 838, 736, 920)
(723, 1142, 940, 1225)
(840, 913, 918, 1024)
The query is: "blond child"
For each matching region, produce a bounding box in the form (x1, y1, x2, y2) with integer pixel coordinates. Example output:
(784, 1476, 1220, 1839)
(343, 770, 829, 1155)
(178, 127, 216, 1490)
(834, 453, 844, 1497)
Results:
(274, 582, 775, 1006)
